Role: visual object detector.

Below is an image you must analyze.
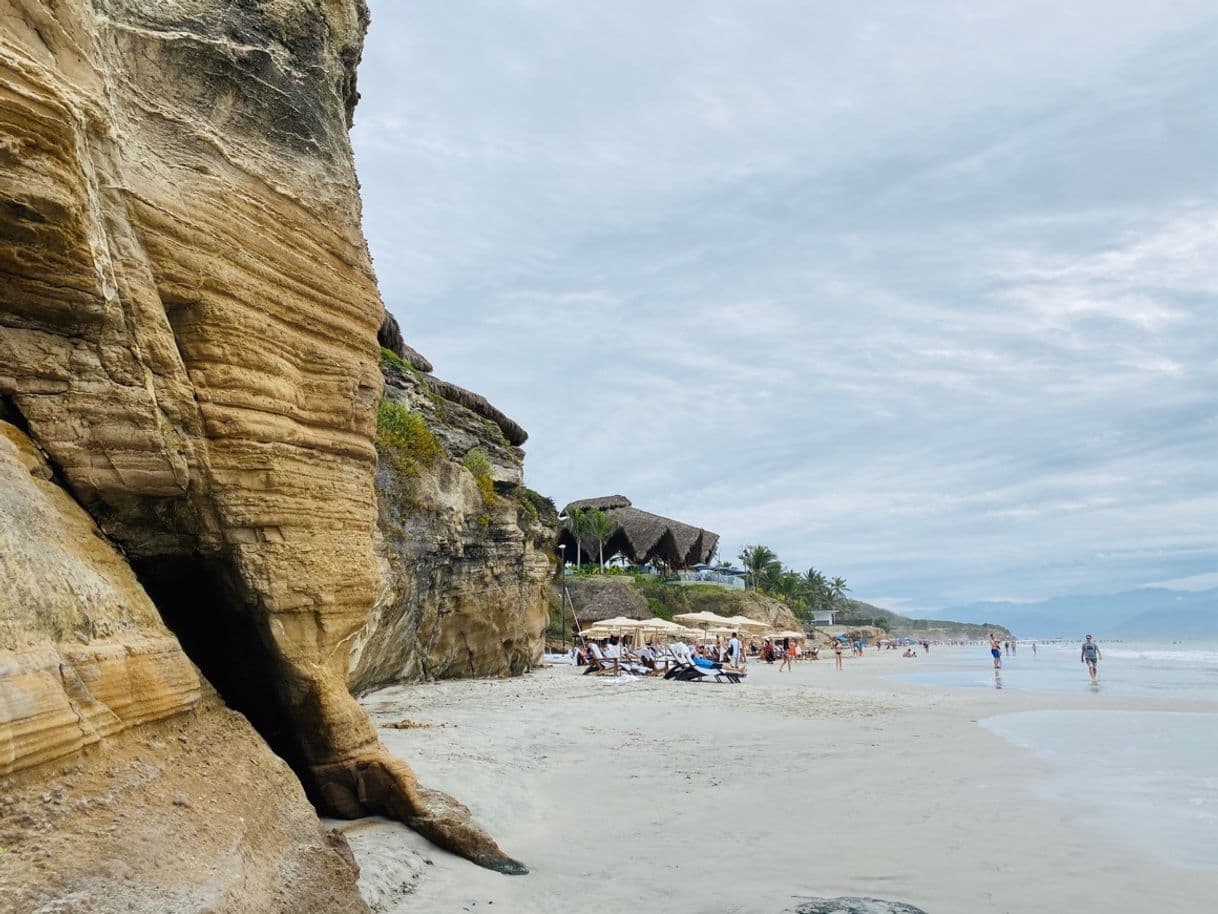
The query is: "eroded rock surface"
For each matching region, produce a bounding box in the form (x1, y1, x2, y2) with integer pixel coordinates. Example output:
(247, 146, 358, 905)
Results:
(1, 0, 524, 884)
(0, 420, 367, 913)
(348, 354, 555, 691)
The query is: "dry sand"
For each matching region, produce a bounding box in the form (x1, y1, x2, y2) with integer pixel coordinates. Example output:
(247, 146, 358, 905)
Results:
(334, 648, 1218, 913)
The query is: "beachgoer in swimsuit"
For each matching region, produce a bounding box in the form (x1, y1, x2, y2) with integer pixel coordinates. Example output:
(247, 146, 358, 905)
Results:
(779, 638, 793, 672)
(990, 634, 1002, 669)
(834, 642, 844, 670)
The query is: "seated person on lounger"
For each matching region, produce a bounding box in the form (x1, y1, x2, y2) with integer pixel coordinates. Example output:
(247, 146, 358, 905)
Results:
(638, 641, 659, 669)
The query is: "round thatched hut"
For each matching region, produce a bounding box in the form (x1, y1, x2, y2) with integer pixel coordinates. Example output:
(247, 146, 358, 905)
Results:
(558, 495, 719, 569)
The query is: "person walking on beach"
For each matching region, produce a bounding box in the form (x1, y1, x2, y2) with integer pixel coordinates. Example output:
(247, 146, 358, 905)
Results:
(1032, 641, 1038, 655)
(834, 641, 844, 670)
(990, 634, 1002, 670)
(1080, 634, 1102, 682)
(778, 637, 793, 672)
(727, 631, 742, 668)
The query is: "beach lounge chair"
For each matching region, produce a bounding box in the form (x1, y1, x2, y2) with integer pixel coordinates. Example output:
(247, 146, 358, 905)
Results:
(583, 643, 620, 675)
(663, 656, 746, 684)
(584, 643, 650, 676)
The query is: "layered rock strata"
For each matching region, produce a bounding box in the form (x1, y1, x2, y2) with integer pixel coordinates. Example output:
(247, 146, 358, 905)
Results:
(1, 0, 522, 882)
(0, 419, 366, 913)
(348, 349, 555, 692)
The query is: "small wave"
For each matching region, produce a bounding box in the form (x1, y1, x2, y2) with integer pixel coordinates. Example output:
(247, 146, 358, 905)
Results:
(1102, 648, 1218, 664)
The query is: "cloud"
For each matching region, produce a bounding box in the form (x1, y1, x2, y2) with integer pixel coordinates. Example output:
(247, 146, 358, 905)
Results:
(353, 0, 1218, 612)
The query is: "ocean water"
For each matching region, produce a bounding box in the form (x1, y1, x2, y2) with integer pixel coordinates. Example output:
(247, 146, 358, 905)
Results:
(898, 640, 1218, 871)
(898, 639, 1218, 701)
(982, 710, 1218, 871)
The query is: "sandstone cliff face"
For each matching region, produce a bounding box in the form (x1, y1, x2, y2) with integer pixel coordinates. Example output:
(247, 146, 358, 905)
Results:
(0, 419, 365, 913)
(347, 350, 556, 692)
(1, 0, 524, 885)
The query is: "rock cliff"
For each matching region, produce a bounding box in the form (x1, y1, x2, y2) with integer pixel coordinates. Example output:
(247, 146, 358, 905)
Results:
(1, 0, 525, 897)
(347, 337, 555, 693)
(0, 419, 366, 913)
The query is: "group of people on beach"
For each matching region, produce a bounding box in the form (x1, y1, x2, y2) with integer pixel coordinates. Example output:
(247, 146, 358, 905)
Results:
(989, 633, 1103, 681)
(576, 632, 749, 676)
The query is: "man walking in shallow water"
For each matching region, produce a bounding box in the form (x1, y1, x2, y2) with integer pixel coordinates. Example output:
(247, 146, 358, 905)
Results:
(1081, 634, 1102, 682)
(990, 633, 1002, 669)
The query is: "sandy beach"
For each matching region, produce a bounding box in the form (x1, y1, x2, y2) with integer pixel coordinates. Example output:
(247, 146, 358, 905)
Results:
(335, 649, 1218, 914)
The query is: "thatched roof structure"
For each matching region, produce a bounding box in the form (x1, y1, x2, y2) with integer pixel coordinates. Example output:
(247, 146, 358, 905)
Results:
(564, 578, 650, 624)
(559, 495, 719, 568)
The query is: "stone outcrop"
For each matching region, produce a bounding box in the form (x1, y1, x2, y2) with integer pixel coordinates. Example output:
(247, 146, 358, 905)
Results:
(788, 899, 928, 914)
(1, 0, 524, 888)
(347, 352, 555, 692)
(0, 420, 366, 913)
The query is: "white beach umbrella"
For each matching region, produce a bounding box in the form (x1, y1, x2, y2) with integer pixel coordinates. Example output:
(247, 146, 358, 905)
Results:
(673, 610, 737, 627)
(724, 615, 770, 631)
(594, 616, 650, 630)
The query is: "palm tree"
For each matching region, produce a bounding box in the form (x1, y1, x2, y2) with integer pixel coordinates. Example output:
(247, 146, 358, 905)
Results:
(564, 507, 589, 569)
(830, 576, 850, 605)
(586, 509, 617, 572)
(802, 568, 830, 610)
(738, 545, 780, 590)
(773, 569, 806, 607)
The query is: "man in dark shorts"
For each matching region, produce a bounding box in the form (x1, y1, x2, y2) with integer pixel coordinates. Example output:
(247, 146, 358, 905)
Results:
(1080, 634, 1102, 681)
(989, 633, 1002, 669)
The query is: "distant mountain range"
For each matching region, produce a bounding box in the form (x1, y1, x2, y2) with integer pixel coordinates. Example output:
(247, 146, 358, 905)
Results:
(912, 587, 1218, 638)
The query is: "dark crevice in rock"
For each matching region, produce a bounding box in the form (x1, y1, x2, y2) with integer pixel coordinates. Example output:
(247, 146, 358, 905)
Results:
(1, 393, 76, 496)
(131, 553, 314, 791)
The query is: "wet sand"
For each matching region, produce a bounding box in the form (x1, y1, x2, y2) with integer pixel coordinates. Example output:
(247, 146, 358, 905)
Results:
(335, 647, 1218, 913)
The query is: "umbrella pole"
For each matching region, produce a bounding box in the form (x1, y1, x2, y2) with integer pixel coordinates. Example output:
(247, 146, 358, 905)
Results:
(564, 585, 583, 646)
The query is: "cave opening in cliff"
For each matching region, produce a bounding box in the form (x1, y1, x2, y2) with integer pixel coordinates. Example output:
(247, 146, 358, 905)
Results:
(133, 555, 313, 785)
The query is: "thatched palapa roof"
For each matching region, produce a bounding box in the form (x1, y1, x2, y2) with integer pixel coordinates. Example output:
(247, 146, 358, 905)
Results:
(560, 495, 718, 568)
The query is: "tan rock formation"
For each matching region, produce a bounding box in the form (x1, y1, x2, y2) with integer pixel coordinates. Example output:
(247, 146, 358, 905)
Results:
(348, 356, 555, 692)
(0, 419, 366, 913)
(1, 0, 522, 879)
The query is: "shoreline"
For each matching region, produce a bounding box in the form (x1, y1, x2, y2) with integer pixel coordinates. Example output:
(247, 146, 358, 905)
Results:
(337, 648, 1218, 913)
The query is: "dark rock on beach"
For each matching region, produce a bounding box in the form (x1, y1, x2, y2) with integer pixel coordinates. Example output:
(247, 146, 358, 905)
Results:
(788, 898, 929, 914)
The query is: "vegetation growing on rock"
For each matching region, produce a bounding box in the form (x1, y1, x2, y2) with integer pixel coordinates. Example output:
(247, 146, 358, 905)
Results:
(462, 447, 498, 507)
(376, 398, 441, 474)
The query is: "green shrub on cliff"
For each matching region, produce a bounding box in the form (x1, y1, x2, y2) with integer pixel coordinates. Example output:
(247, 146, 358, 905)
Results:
(510, 486, 557, 529)
(376, 397, 440, 475)
(379, 346, 411, 373)
(462, 447, 497, 507)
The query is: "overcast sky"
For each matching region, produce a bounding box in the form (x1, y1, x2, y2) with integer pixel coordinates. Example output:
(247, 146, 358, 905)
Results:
(351, 1, 1218, 613)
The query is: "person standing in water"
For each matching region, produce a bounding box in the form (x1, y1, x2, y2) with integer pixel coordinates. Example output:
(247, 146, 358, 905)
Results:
(1032, 641, 1038, 655)
(990, 633, 1002, 669)
(1080, 634, 1102, 682)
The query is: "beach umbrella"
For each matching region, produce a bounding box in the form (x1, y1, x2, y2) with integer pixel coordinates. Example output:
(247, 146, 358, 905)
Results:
(594, 616, 650, 630)
(724, 615, 770, 631)
(636, 618, 688, 639)
(673, 610, 737, 627)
